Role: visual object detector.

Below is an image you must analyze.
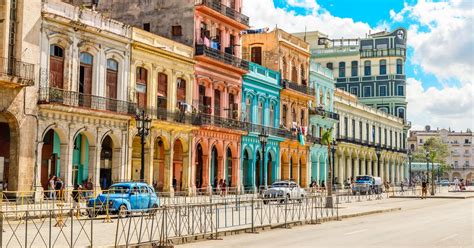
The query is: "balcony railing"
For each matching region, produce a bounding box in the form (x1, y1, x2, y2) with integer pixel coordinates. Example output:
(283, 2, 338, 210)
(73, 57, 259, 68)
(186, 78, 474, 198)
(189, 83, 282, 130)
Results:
(281, 79, 315, 96)
(38, 87, 136, 115)
(195, 45, 249, 71)
(336, 135, 405, 153)
(0, 57, 35, 86)
(360, 48, 406, 58)
(195, 0, 249, 26)
(309, 107, 340, 121)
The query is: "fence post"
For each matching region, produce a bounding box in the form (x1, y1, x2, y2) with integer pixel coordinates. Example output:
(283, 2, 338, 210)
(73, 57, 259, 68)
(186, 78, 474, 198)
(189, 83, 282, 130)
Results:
(0, 211, 3, 246)
(284, 197, 288, 228)
(215, 203, 218, 240)
(70, 208, 73, 248)
(25, 211, 28, 248)
(251, 198, 254, 233)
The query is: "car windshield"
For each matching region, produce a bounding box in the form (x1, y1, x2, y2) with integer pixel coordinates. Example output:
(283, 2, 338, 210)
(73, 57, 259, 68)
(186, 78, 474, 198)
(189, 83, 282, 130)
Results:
(271, 182, 289, 188)
(356, 176, 371, 182)
(108, 185, 130, 194)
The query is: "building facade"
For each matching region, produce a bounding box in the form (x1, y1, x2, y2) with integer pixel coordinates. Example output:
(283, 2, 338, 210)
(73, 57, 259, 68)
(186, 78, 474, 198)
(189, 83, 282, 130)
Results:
(242, 28, 316, 187)
(308, 63, 339, 185)
(241, 62, 282, 191)
(408, 126, 473, 182)
(333, 89, 406, 185)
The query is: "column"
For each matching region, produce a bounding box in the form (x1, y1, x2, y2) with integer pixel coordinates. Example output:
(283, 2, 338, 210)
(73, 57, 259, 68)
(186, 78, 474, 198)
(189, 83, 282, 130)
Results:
(201, 154, 210, 190)
(367, 159, 372, 176)
(346, 156, 352, 180)
(88, 145, 101, 191)
(384, 160, 390, 182)
(354, 158, 359, 177)
(60, 143, 73, 190)
(378, 159, 384, 180)
(232, 157, 240, 191)
(217, 155, 224, 181)
(182, 152, 191, 194)
(34, 142, 45, 202)
(163, 150, 174, 194)
(338, 155, 344, 185)
(112, 148, 123, 184)
(144, 147, 153, 185)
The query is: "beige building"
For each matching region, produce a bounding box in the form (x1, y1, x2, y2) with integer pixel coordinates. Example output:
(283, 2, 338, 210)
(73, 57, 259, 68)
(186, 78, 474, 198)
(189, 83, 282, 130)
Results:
(408, 126, 473, 182)
(333, 89, 406, 185)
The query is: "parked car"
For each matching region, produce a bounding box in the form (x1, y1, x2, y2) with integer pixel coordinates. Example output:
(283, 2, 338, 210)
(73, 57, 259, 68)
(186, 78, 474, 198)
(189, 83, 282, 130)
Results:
(352, 175, 383, 195)
(87, 182, 160, 217)
(439, 179, 450, 186)
(261, 181, 306, 204)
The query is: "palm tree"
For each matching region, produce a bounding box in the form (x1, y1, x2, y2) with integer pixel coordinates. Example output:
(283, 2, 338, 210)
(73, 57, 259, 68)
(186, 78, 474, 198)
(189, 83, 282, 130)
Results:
(321, 128, 334, 208)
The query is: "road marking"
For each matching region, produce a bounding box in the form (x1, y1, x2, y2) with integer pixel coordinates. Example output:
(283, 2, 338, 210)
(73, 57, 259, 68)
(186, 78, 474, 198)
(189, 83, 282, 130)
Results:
(344, 229, 367, 235)
(439, 233, 459, 242)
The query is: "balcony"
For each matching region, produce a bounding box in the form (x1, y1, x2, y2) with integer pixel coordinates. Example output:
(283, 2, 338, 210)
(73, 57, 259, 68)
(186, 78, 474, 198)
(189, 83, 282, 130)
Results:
(246, 122, 320, 144)
(195, 0, 249, 26)
(0, 57, 35, 87)
(360, 48, 406, 58)
(309, 107, 340, 121)
(281, 79, 315, 96)
(38, 87, 136, 115)
(195, 45, 249, 71)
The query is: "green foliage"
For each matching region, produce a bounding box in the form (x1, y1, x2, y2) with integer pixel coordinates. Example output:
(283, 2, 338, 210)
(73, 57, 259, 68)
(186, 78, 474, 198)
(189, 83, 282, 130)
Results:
(412, 137, 449, 166)
(321, 128, 333, 146)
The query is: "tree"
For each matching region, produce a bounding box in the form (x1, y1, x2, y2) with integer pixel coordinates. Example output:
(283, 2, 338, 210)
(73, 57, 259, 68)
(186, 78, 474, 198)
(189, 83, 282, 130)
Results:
(321, 128, 334, 207)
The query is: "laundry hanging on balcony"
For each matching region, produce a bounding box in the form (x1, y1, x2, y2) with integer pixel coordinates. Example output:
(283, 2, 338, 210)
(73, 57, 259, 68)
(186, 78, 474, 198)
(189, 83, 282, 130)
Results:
(241, 27, 269, 34)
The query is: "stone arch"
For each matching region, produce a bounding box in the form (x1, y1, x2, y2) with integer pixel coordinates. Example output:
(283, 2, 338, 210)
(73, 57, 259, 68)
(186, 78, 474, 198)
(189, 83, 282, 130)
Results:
(0, 112, 19, 191)
(242, 145, 253, 188)
(280, 150, 290, 180)
(290, 151, 298, 182)
(300, 153, 308, 187)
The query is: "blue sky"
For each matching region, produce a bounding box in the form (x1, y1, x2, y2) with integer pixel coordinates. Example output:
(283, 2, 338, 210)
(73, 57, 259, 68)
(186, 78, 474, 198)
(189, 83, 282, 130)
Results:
(244, 0, 473, 130)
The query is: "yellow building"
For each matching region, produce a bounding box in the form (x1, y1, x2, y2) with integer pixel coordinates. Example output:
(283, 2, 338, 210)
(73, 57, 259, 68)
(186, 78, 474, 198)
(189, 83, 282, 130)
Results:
(129, 28, 196, 194)
(242, 28, 315, 187)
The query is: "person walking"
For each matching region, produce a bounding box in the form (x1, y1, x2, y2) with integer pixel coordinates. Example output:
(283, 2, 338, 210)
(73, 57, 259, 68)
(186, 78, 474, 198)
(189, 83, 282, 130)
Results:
(55, 177, 64, 201)
(421, 180, 428, 199)
(49, 175, 56, 200)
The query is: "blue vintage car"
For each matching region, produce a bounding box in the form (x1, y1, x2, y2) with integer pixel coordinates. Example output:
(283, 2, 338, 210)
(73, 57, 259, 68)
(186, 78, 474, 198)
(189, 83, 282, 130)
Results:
(87, 182, 160, 217)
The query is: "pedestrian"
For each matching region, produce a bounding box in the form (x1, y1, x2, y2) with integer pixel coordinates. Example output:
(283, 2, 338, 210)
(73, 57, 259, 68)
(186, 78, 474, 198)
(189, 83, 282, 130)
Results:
(421, 180, 428, 199)
(55, 177, 63, 201)
(454, 177, 459, 191)
(218, 179, 223, 196)
(172, 177, 177, 191)
(71, 184, 81, 216)
(49, 175, 56, 200)
(400, 180, 405, 192)
(222, 179, 227, 196)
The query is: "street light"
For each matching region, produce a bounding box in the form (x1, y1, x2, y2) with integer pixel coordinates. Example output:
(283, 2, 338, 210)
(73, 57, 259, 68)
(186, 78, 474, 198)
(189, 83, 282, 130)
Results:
(425, 149, 430, 183)
(136, 110, 151, 181)
(331, 140, 337, 189)
(258, 128, 269, 188)
(408, 149, 413, 186)
(376, 146, 382, 178)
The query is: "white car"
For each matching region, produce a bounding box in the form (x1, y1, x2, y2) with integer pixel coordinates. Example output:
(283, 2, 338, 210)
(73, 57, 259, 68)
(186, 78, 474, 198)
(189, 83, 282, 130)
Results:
(261, 181, 306, 204)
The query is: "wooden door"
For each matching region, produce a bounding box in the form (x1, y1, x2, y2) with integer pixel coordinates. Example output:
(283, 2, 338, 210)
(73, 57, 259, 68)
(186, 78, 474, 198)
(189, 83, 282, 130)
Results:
(49, 56, 64, 88)
(136, 67, 148, 109)
(251, 47, 262, 65)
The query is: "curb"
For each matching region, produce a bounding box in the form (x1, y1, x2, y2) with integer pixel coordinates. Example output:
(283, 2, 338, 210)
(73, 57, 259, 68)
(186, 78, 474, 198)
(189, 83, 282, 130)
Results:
(389, 195, 474, 199)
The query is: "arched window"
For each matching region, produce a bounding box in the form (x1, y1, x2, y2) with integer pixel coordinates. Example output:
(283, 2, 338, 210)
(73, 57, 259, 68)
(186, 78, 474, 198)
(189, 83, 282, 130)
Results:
(106, 59, 118, 111)
(49, 45, 64, 88)
(364, 60, 371, 76)
(396, 59, 403, 74)
(300, 65, 306, 85)
(136, 67, 148, 109)
(282, 58, 287, 80)
(157, 72, 167, 112)
(351, 61, 358, 77)
(246, 97, 252, 122)
(291, 63, 298, 83)
(79, 52, 93, 107)
(338, 62, 345, 78)
(379, 59, 387, 75)
(319, 89, 324, 105)
(214, 89, 221, 117)
(398, 108, 405, 119)
(177, 77, 186, 105)
(282, 104, 287, 127)
(326, 62, 333, 70)
(258, 101, 263, 125)
(269, 103, 275, 127)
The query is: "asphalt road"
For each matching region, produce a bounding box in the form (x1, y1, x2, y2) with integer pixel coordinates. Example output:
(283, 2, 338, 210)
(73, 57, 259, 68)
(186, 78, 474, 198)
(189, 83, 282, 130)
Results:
(179, 198, 474, 248)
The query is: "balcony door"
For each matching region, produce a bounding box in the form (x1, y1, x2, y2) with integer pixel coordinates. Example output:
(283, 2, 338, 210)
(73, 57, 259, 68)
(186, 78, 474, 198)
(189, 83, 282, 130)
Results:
(49, 45, 64, 89)
(251, 47, 262, 65)
(136, 67, 148, 109)
(79, 52, 93, 107)
(106, 59, 118, 111)
(157, 73, 167, 119)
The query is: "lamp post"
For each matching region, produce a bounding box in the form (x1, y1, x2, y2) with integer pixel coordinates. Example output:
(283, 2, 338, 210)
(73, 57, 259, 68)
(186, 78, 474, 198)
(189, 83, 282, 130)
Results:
(136, 110, 151, 181)
(258, 128, 269, 189)
(331, 140, 337, 189)
(376, 146, 382, 178)
(425, 150, 430, 183)
(408, 149, 413, 186)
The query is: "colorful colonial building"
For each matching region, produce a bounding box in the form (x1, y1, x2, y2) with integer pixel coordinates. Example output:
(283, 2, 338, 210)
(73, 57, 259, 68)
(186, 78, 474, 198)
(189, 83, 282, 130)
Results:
(241, 62, 282, 191)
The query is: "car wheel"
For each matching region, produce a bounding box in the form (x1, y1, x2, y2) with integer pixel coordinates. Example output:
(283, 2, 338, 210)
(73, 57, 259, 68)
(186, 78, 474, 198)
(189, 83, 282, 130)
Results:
(118, 205, 128, 218)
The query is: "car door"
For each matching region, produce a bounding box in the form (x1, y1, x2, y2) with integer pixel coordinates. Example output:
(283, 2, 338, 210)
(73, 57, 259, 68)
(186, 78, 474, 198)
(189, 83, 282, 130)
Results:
(290, 183, 297, 198)
(130, 185, 140, 209)
(139, 186, 150, 209)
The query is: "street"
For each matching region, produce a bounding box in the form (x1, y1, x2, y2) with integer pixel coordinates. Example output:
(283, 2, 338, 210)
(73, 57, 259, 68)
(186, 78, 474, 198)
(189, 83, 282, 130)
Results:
(179, 198, 474, 248)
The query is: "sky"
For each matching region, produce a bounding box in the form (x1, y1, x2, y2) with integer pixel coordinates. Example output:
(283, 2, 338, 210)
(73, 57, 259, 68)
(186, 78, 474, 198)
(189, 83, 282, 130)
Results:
(243, 0, 474, 131)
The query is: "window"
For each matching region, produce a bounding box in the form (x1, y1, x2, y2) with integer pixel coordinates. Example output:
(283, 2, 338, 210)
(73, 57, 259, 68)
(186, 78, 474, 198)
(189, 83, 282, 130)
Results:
(339, 62, 345, 78)
(172, 25, 182, 36)
(106, 59, 118, 105)
(157, 73, 167, 110)
(366, 123, 369, 142)
(379, 85, 387, 96)
(350, 87, 358, 96)
(352, 119, 356, 138)
(372, 125, 376, 143)
(49, 45, 64, 88)
(419, 139, 423, 144)
(364, 61, 371, 76)
(359, 121, 362, 140)
(384, 128, 387, 145)
(465, 139, 470, 144)
(396, 59, 403, 74)
(398, 108, 405, 119)
(246, 97, 252, 122)
(136, 67, 148, 109)
(251, 47, 262, 65)
(177, 78, 186, 104)
(291, 64, 298, 83)
(214, 89, 221, 117)
(378, 127, 381, 145)
(258, 101, 263, 125)
(301, 65, 306, 85)
(344, 117, 348, 137)
(326, 62, 333, 70)
(229, 93, 237, 119)
(454, 161, 458, 167)
(282, 104, 287, 127)
(79, 52, 93, 108)
(379, 59, 386, 75)
(269, 104, 275, 127)
(143, 23, 150, 32)
(363, 86, 371, 97)
(351, 61, 358, 77)
(397, 85, 404, 96)
(300, 109, 305, 126)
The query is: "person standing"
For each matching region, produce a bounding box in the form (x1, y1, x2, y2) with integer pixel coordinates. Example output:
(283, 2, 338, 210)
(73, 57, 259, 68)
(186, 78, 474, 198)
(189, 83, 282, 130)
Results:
(55, 177, 63, 201)
(421, 180, 428, 199)
(49, 175, 56, 200)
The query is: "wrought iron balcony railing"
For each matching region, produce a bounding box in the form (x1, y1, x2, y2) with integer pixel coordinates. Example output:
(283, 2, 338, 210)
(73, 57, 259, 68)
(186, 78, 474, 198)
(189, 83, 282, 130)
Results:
(336, 135, 405, 153)
(195, 45, 249, 71)
(281, 79, 315, 96)
(0, 57, 35, 86)
(38, 87, 136, 115)
(309, 107, 340, 121)
(195, 0, 249, 26)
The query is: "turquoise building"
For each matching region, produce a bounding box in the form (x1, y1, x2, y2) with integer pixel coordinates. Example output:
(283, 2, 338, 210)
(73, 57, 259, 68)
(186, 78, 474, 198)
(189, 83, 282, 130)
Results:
(241, 63, 283, 191)
(308, 63, 339, 185)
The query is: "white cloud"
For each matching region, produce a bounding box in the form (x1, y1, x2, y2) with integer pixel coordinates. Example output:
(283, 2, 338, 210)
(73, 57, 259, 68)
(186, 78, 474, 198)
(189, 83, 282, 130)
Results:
(407, 78, 474, 130)
(243, 0, 373, 38)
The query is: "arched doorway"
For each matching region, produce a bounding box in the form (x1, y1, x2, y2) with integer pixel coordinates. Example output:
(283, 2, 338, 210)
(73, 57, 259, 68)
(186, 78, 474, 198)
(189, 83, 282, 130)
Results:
(211, 146, 218, 188)
(153, 138, 165, 191)
(131, 136, 142, 181)
(256, 151, 261, 187)
(173, 139, 184, 191)
(281, 152, 289, 180)
(0, 115, 18, 191)
(289, 156, 294, 180)
(195, 144, 203, 189)
(243, 148, 252, 188)
(40, 129, 61, 189)
(226, 148, 232, 187)
(300, 155, 308, 187)
(99, 136, 113, 189)
(267, 152, 273, 185)
(72, 133, 90, 187)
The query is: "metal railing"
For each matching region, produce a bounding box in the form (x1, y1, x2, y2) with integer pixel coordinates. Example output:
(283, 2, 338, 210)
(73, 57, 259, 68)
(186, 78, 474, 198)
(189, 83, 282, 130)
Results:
(336, 135, 407, 154)
(195, 0, 250, 26)
(309, 107, 340, 121)
(195, 45, 249, 71)
(281, 79, 315, 95)
(39, 87, 137, 115)
(0, 57, 35, 86)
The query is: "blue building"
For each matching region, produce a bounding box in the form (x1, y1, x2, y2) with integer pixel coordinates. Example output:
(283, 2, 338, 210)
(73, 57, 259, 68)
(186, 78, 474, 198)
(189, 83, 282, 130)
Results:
(308, 63, 339, 185)
(241, 63, 283, 191)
